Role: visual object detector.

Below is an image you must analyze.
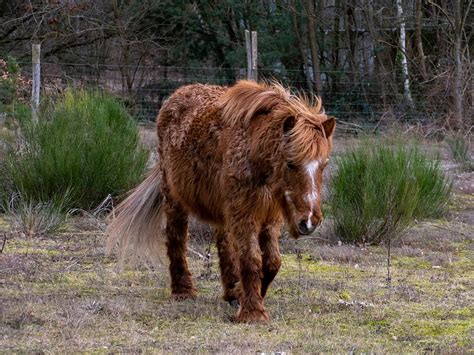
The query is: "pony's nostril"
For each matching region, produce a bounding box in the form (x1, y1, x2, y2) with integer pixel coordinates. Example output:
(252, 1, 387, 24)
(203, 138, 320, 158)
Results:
(298, 220, 315, 235)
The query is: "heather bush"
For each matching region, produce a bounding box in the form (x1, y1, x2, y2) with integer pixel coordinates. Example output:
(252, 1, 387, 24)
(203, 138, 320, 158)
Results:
(2, 89, 148, 211)
(330, 140, 451, 244)
(446, 134, 472, 171)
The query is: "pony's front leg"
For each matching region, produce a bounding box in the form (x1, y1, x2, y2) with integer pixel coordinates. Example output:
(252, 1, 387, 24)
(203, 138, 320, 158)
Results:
(164, 199, 197, 300)
(259, 223, 282, 298)
(230, 223, 269, 322)
(215, 229, 241, 304)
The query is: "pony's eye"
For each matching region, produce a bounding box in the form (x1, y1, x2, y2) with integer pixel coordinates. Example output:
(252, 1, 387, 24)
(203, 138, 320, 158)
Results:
(287, 162, 297, 171)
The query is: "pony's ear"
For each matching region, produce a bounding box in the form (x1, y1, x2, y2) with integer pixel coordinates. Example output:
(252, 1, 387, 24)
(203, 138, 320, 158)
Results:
(282, 116, 296, 135)
(255, 107, 272, 117)
(322, 116, 336, 138)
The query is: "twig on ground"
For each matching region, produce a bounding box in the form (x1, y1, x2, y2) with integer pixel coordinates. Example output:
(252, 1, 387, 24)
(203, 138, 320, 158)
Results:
(64, 258, 80, 271)
(188, 246, 208, 261)
(93, 194, 114, 216)
(0, 233, 7, 253)
(386, 235, 392, 285)
(295, 240, 302, 304)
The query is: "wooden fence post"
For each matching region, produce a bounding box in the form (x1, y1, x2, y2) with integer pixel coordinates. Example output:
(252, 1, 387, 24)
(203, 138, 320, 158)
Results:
(245, 30, 252, 80)
(245, 30, 258, 81)
(251, 31, 258, 81)
(31, 43, 41, 124)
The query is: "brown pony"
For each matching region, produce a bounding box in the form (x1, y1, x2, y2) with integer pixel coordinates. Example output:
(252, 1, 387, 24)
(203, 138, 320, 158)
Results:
(107, 80, 335, 322)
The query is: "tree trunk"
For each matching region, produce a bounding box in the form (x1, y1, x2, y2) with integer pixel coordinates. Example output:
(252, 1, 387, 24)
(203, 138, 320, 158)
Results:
(304, 0, 322, 94)
(290, 0, 313, 92)
(331, 0, 341, 93)
(452, 0, 464, 129)
(396, 0, 414, 107)
(363, 1, 387, 106)
(344, 3, 357, 82)
(415, 0, 427, 80)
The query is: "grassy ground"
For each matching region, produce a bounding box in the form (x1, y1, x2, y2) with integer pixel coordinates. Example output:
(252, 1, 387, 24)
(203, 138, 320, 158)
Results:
(1, 136, 473, 353)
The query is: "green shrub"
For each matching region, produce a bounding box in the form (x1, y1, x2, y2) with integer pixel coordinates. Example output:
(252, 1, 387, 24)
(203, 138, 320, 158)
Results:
(0, 57, 30, 108)
(329, 140, 451, 245)
(3, 89, 148, 211)
(446, 135, 472, 171)
(0, 57, 19, 106)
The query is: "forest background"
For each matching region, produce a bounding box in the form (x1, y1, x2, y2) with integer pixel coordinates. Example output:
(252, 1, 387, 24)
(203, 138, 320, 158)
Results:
(1, 0, 472, 129)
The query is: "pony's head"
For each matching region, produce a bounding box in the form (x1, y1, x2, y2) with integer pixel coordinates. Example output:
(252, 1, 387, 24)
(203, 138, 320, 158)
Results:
(218, 80, 336, 238)
(278, 103, 335, 238)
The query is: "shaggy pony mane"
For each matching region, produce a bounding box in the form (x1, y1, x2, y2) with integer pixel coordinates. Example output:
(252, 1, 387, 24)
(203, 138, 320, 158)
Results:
(217, 80, 330, 164)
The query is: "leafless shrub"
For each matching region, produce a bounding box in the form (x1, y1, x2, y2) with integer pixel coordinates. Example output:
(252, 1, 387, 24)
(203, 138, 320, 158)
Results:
(189, 219, 213, 245)
(446, 133, 472, 171)
(189, 219, 215, 280)
(7, 193, 66, 237)
(0, 233, 6, 253)
(68, 194, 113, 232)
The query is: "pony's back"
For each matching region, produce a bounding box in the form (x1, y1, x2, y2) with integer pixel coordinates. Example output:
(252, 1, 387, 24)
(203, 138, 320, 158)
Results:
(156, 83, 230, 225)
(156, 83, 227, 146)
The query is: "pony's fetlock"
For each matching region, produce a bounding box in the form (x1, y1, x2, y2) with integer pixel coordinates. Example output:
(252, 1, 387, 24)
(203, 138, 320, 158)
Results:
(235, 292, 268, 322)
(235, 307, 269, 323)
(172, 291, 197, 301)
(171, 285, 197, 300)
(223, 280, 242, 304)
(228, 299, 239, 308)
(171, 274, 196, 300)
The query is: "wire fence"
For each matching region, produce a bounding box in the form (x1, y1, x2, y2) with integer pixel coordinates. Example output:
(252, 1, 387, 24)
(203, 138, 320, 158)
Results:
(17, 60, 456, 128)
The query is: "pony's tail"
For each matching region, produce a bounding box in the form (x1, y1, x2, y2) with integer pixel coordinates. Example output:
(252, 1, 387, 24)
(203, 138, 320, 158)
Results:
(106, 167, 165, 266)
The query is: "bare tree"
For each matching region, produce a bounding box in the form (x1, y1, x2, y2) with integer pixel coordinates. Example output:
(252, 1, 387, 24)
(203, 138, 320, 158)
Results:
(396, 0, 414, 107)
(304, 0, 322, 94)
(427, 0, 472, 129)
(452, 0, 466, 129)
(415, 0, 428, 80)
(289, 0, 314, 92)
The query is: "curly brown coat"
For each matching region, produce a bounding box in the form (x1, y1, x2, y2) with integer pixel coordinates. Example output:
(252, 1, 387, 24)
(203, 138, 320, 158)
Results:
(107, 80, 336, 322)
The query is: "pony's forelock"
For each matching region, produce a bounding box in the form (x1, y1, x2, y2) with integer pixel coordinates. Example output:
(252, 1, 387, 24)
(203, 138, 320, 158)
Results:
(274, 88, 328, 164)
(286, 124, 325, 164)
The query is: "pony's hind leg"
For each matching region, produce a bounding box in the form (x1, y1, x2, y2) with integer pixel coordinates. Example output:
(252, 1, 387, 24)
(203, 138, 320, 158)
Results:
(215, 229, 241, 304)
(164, 198, 197, 300)
(259, 223, 282, 298)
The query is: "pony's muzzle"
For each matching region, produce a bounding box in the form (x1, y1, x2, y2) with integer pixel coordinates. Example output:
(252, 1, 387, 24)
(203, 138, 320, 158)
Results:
(297, 218, 321, 235)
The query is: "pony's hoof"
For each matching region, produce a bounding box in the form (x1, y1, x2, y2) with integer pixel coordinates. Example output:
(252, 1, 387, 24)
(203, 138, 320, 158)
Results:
(171, 289, 197, 300)
(223, 282, 242, 305)
(234, 309, 269, 323)
(228, 299, 239, 308)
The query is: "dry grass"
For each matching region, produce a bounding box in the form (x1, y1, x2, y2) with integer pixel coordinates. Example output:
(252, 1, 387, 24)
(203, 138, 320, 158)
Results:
(1, 199, 472, 353)
(1, 135, 473, 353)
